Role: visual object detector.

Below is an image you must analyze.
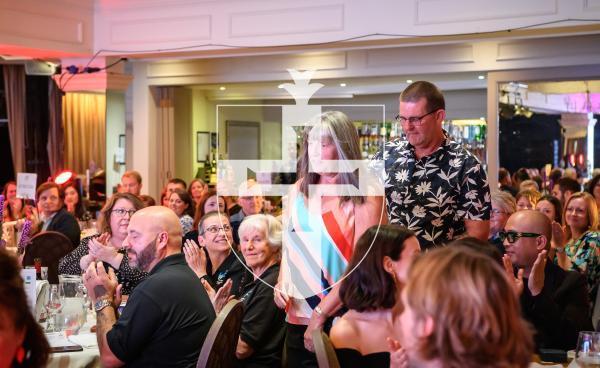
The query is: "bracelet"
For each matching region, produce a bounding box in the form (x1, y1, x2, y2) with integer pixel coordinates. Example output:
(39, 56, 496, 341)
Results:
(555, 247, 565, 254)
(314, 306, 327, 318)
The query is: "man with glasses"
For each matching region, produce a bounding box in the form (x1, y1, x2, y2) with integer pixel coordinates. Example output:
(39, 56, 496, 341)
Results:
(184, 211, 252, 298)
(83, 206, 215, 367)
(501, 210, 592, 350)
(372, 81, 490, 249)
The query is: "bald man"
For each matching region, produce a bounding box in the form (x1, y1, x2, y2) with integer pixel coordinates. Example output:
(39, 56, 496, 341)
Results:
(502, 210, 592, 351)
(83, 206, 215, 368)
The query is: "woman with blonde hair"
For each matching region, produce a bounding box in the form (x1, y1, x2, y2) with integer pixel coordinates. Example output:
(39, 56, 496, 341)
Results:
(489, 190, 517, 254)
(395, 246, 534, 368)
(515, 189, 542, 211)
(553, 191, 599, 304)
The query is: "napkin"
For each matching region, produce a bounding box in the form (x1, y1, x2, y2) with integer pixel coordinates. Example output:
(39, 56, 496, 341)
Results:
(68, 333, 98, 348)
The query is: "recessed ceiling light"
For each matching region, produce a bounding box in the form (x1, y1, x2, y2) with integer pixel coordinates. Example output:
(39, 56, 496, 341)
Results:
(340, 83, 347, 87)
(278, 84, 284, 89)
(480, 117, 486, 120)
(406, 79, 413, 84)
(478, 75, 485, 80)
(219, 86, 226, 91)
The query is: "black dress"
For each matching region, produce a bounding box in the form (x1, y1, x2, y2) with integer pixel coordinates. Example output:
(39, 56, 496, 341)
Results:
(335, 348, 390, 368)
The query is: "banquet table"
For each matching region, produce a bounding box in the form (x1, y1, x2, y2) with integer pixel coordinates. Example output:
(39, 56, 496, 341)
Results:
(47, 312, 100, 368)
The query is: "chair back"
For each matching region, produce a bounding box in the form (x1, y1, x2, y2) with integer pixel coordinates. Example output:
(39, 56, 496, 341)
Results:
(313, 330, 340, 368)
(22, 231, 73, 284)
(197, 299, 244, 368)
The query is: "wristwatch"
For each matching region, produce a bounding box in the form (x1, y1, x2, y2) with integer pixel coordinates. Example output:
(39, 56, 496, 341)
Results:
(94, 298, 114, 312)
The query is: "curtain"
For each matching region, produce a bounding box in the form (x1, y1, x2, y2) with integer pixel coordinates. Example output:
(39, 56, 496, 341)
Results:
(47, 79, 64, 174)
(62, 92, 106, 174)
(2, 65, 27, 174)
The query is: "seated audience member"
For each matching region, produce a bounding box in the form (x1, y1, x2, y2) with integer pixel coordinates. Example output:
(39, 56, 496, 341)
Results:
(512, 168, 531, 193)
(2, 181, 30, 222)
(185, 190, 226, 243)
(501, 210, 593, 350)
(59, 193, 147, 294)
(183, 211, 251, 297)
(394, 246, 534, 368)
(515, 189, 542, 211)
(160, 187, 169, 207)
(120, 171, 143, 196)
(168, 188, 195, 236)
(233, 214, 286, 367)
(553, 177, 580, 206)
(34, 182, 80, 247)
(586, 174, 600, 210)
(330, 225, 420, 367)
(138, 194, 155, 207)
(536, 195, 563, 224)
(520, 179, 540, 193)
(489, 191, 517, 255)
(64, 183, 91, 223)
(83, 206, 215, 367)
(564, 167, 578, 180)
(230, 180, 264, 244)
(166, 178, 187, 197)
(0, 248, 50, 368)
(549, 168, 563, 189)
(188, 179, 208, 206)
(553, 192, 599, 304)
(498, 168, 517, 197)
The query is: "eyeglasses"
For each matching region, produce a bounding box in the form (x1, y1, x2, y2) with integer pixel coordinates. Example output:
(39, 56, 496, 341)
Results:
(202, 224, 232, 234)
(394, 109, 438, 125)
(111, 208, 136, 218)
(491, 208, 507, 216)
(498, 230, 541, 244)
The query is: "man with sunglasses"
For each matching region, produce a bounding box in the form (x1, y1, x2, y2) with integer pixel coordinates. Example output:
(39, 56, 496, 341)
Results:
(502, 210, 592, 351)
(372, 81, 490, 249)
(83, 206, 216, 367)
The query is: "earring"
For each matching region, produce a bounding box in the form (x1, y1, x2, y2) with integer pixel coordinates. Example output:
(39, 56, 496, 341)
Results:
(15, 346, 25, 364)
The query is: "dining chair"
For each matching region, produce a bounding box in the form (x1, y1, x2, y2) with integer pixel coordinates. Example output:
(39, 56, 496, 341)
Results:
(22, 231, 73, 284)
(312, 329, 340, 368)
(197, 299, 244, 368)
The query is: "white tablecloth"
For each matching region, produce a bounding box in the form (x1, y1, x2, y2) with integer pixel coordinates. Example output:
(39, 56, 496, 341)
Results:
(47, 312, 100, 368)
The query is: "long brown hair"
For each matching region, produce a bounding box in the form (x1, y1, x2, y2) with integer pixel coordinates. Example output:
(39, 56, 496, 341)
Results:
(404, 246, 534, 368)
(297, 111, 364, 205)
(0, 248, 50, 367)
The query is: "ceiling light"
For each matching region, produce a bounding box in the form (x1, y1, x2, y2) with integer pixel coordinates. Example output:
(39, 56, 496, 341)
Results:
(479, 117, 485, 121)
(340, 83, 346, 87)
(278, 84, 284, 89)
(406, 79, 413, 84)
(478, 75, 485, 80)
(219, 86, 226, 91)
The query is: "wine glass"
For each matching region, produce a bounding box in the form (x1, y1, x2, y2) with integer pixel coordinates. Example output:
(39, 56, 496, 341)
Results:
(45, 284, 63, 332)
(576, 331, 600, 368)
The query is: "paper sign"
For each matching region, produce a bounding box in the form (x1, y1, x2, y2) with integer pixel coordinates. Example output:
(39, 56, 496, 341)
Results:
(16, 173, 37, 200)
(20, 268, 37, 314)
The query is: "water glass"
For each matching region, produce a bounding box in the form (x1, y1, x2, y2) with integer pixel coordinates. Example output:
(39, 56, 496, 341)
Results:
(576, 331, 600, 368)
(45, 285, 63, 332)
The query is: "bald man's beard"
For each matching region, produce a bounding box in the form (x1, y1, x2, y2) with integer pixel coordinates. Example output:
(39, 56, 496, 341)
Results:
(128, 237, 157, 272)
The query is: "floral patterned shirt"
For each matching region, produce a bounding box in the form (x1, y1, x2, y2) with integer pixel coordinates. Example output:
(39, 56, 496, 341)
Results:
(372, 133, 491, 249)
(557, 231, 600, 302)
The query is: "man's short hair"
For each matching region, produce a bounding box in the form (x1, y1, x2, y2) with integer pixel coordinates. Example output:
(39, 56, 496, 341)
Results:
(400, 81, 445, 112)
(557, 177, 580, 194)
(168, 178, 187, 188)
(36, 182, 62, 201)
(122, 170, 142, 184)
(498, 168, 511, 182)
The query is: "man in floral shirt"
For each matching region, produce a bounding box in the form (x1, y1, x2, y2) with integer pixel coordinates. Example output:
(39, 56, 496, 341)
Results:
(372, 81, 490, 249)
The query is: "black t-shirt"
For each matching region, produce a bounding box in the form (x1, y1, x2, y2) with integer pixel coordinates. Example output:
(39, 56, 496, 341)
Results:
(236, 264, 286, 368)
(206, 250, 252, 298)
(106, 253, 215, 367)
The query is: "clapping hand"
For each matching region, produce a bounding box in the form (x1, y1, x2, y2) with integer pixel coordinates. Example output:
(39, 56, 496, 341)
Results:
(183, 239, 208, 279)
(88, 233, 120, 265)
(388, 338, 408, 368)
(528, 250, 547, 296)
(202, 278, 233, 314)
(83, 261, 122, 304)
(502, 255, 525, 297)
(551, 221, 566, 251)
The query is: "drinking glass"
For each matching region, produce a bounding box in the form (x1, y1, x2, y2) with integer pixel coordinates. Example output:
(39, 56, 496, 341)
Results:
(45, 285, 63, 332)
(576, 331, 600, 368)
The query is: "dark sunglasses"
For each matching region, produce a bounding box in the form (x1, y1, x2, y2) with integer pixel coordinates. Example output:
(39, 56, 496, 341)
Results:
(498, 231, 541, 244)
